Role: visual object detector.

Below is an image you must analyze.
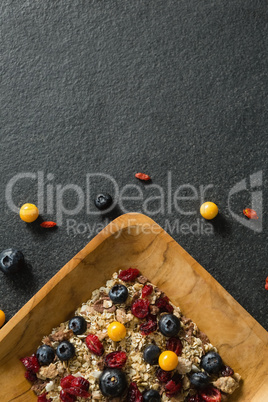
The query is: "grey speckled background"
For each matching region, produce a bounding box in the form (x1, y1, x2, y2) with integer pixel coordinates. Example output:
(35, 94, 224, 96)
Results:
(0, 1, 267, 330)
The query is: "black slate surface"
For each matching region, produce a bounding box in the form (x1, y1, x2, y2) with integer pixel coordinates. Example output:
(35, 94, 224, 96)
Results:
(0, 1, 267, 330)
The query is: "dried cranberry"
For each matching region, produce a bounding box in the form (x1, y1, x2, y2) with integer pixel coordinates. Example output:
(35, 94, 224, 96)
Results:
(155, 367, 173, 383)
(142, 284, 153, 298)
(200, 387, 222, 402)
(85, 333, 104, 356)
(37, 393, 52, 402)
(187, 395, 203, 402)
(155, 296, 174, 313)
(118, 268, 140, 282)
(64, 387, 90, 398)
(221, 365, 234, 377)
(20, 354, 40, 373)
(59, 390, 76, 402)
(24, 370, 37, 382)
(60, 375, 75, 390)
(140, 319, 157, 335)
(147, 313, 157, 321)
(71, 376, 90, 391)
(127, 382, 143, 402)
(104, 351, 127, 369)
(131, 299, 150, 319)
(165, 373, 182, 396)
(166, 337, 183, 356)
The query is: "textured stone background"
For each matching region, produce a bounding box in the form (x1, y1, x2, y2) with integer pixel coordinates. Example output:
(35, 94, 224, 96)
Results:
(0, 1, 267, 330)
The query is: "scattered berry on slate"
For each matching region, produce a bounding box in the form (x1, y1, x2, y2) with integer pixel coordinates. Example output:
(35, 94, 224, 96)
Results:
(56, 341, 75, 361)
(0, 248, 25, 274)
(158, 314, 181, 337)
(94, 193, 113, 210)
(36, 344, 55, 365)
(99, 368, 127, 397)
(68, 316, 87, 335)
(109, 284, 129, 304)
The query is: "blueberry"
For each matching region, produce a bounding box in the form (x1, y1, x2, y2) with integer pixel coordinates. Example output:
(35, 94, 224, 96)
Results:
(94, 193, 113, 210)
(189, 372, 210, 389)
(0, 248, 24, 274)
(109, 284, 128, 304)
(68, 316, 87, 335)
(143, 389, 161, 401)
(99, 368, 127, 397)
(143, 344, 161, 365)
(36, 344, 55, 365)
(56, 341, 75, 361)
(201, 351, 223, 374)
(158, 314, 181, 337)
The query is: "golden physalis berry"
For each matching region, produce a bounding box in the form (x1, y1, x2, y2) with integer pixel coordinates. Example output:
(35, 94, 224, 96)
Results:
(19, 203, 39, 223)
(0, 310, 5, 328)
(158, 350, 178, 371)
(200, 201, 219, 220)
(107, 321, 126, 342)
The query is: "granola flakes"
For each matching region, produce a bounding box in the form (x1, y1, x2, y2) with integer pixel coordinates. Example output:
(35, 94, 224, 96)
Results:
(21, 269, 240, 401)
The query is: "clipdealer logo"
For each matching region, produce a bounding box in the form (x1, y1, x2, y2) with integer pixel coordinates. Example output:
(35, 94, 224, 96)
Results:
(5, 170, 263, 236)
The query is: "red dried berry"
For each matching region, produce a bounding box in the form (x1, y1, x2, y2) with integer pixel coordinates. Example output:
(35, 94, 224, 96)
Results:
(135, 172, 151, 181)
(127, 381, 143, 402)
(85, 333, 104, 356)
(104, 351, 127, 369)
(71, 376, 90, 391)
(142, 284, 153, 298)
(165, 373, 182, 396)
(118, 268, 140, 282)
(221, 365, 234, 377)
(59, 390, 76, 402)
(155, 367, 173, 383)
(64, 387, 90, 398)
(40, 221, 57, 228)
(140, 319, 158, 335)
(155, 296, 174, 313)
(131, 298, 150, 319)
(38, 393, 52, 402)
(60, 375, 75, 390)
(200, 387, 222, 402)
(187, 395, 203, 402)
(20, 354, 40, 373)
(265, 277, 268, 290)
(147, 313, 157, 321)
(24, 369, 37, 382)
(243, 208, 258, 220)
(166, 337, 183, 356)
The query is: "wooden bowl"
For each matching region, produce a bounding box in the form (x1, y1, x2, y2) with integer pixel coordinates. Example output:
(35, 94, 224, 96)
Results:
(0, 213, 268, 401)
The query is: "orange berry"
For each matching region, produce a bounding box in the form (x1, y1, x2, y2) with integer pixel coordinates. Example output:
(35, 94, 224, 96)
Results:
(107, 321, 126, 342)
(0, 310, 5, 328)
(19, 203, 39, 223)
(159, 351, 178, 371)
(200, 202, 218, 220)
